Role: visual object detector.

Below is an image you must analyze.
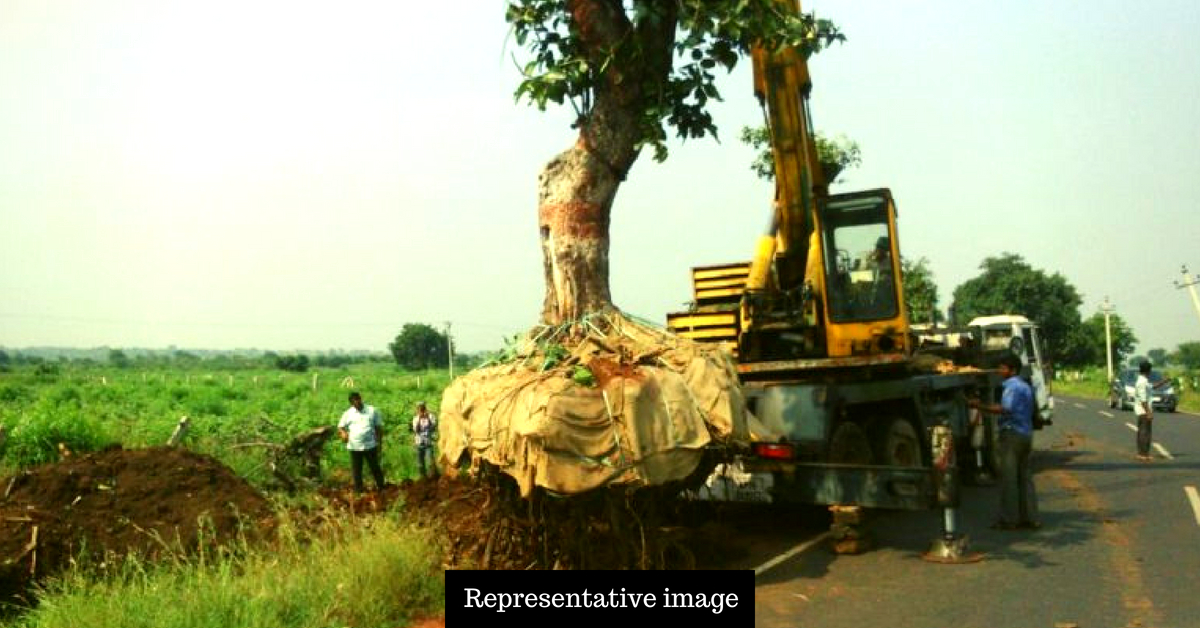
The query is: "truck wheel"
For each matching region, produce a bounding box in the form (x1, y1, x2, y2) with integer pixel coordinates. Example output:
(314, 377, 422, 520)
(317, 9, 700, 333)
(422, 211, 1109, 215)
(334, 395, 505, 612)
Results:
(828, 422, 873, 465)
(875, 418, 922, 467)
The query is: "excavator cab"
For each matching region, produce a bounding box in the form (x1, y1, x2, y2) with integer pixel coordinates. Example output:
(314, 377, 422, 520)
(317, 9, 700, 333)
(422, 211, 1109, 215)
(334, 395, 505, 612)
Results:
(821, 191, 900, 322)
(817, 189, 908, 357)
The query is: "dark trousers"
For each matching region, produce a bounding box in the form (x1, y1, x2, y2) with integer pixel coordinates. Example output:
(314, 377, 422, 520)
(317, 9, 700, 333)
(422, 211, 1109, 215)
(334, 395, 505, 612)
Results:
(998, 430, 1038, 525)
(1137, 415, 1153, 456)
(416, 444, 437, 477)
(350, 446, 385, 492)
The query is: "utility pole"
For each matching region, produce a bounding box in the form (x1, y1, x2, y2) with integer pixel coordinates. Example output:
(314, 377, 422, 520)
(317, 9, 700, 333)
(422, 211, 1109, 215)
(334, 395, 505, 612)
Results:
(1101, 297, 1115, 383)
(1174, 265, 1200, 327)
(444, 321, 454, 380)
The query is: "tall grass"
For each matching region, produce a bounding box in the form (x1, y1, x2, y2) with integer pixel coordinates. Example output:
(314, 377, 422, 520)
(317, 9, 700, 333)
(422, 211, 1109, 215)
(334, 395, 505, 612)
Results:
(6, 511, 445, 628)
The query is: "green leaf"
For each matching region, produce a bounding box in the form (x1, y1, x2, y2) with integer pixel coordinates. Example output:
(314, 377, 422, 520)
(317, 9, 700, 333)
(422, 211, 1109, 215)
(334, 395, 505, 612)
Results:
(572, 366, 596, 387)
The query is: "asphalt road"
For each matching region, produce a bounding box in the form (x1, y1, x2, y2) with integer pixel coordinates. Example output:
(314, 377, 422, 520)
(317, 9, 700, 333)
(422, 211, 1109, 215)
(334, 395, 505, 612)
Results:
(745, 397, 1200, 628)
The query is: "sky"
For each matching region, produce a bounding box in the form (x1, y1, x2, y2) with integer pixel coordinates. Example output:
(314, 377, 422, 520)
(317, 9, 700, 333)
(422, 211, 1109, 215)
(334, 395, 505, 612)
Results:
(1, 0, 1198, 356)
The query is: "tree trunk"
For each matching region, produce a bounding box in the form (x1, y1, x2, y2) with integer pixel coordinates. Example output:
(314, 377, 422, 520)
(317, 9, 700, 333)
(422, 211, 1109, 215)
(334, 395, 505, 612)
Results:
(538, 142, 621, 324)
(538, 0, 678, 325)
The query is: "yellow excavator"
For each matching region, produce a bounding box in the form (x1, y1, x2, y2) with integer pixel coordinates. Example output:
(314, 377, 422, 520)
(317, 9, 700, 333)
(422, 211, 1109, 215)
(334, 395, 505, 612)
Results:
(667, 0, 998, 560)
(668, 0, 907, 367)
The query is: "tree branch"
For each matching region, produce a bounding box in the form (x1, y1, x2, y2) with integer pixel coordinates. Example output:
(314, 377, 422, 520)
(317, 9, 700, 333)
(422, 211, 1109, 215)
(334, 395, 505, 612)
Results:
(567, 0, 631, 59)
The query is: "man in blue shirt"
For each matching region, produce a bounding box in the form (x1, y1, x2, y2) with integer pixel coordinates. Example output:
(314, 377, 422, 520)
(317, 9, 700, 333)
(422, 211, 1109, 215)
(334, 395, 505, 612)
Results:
(969, 354, 1040, 530)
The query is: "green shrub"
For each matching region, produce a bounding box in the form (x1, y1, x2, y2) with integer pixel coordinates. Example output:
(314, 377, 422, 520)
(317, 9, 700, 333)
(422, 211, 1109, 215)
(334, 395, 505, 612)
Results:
(4, 409, 115, 466)
(0, 384, 34, 403)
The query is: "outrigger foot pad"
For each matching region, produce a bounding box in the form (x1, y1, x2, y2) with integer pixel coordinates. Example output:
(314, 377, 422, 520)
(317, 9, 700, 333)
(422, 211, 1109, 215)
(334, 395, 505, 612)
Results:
(922, 533, 985, 564)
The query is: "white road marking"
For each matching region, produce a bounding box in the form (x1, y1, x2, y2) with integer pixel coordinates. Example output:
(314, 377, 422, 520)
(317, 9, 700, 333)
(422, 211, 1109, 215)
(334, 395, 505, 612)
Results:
(1100, 411, 1114, 418)
(1074, 403, 1086, 409)
(754, 532, 832, 577)
(1186, 487, 1200, 528)
(1122, 423, 1174, 459)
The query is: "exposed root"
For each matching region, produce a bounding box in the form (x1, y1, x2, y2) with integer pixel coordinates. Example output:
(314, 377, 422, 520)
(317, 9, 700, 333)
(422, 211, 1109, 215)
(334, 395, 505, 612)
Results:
(444, 464, 707, 570)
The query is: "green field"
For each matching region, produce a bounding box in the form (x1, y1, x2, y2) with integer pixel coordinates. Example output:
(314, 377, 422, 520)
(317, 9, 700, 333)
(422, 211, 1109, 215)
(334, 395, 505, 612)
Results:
(0, 360, 451, 487)
(0, 360, 452, 627)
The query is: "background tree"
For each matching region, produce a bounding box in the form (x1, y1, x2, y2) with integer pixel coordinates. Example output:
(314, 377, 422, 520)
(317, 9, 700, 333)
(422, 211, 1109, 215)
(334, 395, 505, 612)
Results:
(950, 253, 1082, 360)
(739, 126, 861, 183)
(901, 256, 941, 325)
(1059, 312, 1137, 368)
(0, 349, 9, 366)
(108, 349, 131, 369)
(274, 354, 310, 372)
(1172, 341, 1200, 370)
(508, 0, 841, 324)
(389, 323, 450, 370)
(1147, 347, 1167, 366)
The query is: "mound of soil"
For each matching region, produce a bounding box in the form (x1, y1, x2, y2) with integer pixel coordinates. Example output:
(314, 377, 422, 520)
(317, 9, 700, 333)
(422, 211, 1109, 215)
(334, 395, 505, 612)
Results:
(319, 473, 752, 571)
(0, 446, 272, 607)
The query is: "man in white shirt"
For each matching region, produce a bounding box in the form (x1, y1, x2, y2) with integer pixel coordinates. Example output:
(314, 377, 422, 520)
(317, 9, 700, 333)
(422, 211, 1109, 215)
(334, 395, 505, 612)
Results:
(1133, 362, 1174, 461)
(1134, 361, 1157, 461)
(338, 391, 385, 492)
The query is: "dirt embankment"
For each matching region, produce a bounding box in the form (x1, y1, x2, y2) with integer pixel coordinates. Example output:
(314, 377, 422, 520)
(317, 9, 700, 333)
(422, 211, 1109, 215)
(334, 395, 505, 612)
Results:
(0, 446, 271, 608)
(1, 444, 752, 615)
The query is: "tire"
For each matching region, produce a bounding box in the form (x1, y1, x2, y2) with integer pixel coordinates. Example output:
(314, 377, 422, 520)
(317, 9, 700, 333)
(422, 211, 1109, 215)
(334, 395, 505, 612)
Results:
(874, 418, 922, 467)
(828, 422, 873, 465)
(1108, 394, 1117, 409)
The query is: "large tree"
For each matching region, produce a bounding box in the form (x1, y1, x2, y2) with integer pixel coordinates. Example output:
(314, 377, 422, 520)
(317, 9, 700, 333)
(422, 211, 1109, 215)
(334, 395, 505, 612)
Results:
(508, 0, 841, 324)
(949, 253, 1082, 360)
(389, 323, 450, 370)
(1058, 312, 1137, 368)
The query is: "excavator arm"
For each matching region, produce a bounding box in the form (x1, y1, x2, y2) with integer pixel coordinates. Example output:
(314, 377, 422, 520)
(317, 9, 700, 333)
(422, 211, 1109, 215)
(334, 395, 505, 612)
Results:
(669, 0, 910, 365)
(744, 9, 827, 295)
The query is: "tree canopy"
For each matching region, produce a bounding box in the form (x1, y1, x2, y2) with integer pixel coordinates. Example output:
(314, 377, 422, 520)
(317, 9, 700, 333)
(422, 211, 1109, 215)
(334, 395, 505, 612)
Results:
(507, 0, 843, 161)
(1172, 341, 1200, 370)
(389, 323, 450, 370)
(949, 253, 1082, 361)
(739, 126, 861, 183)
(1059, 312, 1138, 369)
(274, 354, 310, 373)
(901, 257, 941, 325)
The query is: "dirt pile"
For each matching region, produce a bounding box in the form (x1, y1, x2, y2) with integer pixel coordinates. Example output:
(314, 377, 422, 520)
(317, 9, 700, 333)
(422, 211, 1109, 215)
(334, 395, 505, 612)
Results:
(0, 446, 271, 607)
(318, 472, 750, 571)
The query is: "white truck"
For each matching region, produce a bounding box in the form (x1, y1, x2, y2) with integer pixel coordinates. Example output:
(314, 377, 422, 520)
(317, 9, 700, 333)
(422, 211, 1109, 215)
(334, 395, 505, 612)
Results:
(914, 314, 1054, 423)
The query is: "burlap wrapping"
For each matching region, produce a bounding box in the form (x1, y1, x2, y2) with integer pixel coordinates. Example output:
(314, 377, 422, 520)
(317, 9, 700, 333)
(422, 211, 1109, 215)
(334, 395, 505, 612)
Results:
(438, 318, 747, 497)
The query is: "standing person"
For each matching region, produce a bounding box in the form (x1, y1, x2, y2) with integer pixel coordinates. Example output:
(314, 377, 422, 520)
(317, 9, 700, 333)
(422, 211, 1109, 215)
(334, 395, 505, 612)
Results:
(1133, 361, 1169, 461)
(337, 391, 385, 493)
(969, 353, 1040, 530)
(411, 401, 438, 478)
